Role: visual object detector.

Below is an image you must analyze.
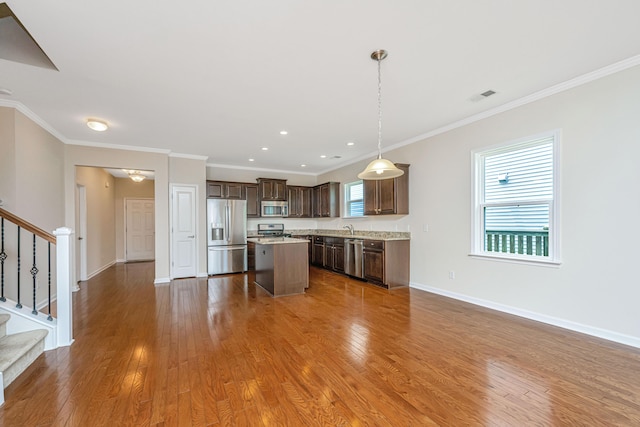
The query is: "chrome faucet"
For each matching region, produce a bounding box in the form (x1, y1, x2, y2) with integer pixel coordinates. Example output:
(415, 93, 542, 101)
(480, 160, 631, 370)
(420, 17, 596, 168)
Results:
(343, 224, 355, 235)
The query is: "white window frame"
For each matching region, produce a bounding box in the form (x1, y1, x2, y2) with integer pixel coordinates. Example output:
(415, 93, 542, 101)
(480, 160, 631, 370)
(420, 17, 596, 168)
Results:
(344, 180, 364, 218)
(470, 130, 561, 266)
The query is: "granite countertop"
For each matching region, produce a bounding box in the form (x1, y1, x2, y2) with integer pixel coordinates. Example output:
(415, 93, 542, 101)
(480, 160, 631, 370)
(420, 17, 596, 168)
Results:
(247, 237, 309, 245)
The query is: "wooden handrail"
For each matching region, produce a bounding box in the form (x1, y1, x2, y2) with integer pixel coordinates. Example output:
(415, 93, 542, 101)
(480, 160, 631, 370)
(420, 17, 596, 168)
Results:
(0, 207, 56, 244)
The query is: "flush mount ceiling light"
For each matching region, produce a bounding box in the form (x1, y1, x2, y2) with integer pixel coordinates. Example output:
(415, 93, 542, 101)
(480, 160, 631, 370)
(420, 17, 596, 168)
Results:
(129, 171, 145, 182)
(279, 130, 288, 135)
(86, 118, 108, 132)
(358, 50, 404, 181)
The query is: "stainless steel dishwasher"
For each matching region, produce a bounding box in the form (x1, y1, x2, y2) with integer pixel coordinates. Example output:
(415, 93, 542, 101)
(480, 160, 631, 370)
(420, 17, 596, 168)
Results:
(344, 239, 364, 278)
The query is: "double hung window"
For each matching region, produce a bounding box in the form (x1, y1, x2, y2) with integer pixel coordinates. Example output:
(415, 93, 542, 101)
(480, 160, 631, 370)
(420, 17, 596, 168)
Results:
(344, 181, 364, 217)
(472, 131, 560, 264)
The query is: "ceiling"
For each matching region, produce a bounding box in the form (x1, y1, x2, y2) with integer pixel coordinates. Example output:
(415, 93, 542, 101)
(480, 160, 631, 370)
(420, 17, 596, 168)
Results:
(2, 1, 640, 175)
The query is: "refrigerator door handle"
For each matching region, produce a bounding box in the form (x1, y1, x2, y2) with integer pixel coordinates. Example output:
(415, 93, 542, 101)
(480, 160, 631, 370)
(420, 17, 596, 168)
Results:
(226, 203, 231, 242)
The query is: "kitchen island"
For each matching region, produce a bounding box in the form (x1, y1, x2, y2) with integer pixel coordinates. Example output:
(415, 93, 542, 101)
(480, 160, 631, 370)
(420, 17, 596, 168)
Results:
(248, 237, 309, 297)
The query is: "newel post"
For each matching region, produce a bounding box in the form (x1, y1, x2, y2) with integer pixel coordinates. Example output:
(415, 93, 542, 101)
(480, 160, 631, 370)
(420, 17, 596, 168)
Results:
(54, 227, 74, 347)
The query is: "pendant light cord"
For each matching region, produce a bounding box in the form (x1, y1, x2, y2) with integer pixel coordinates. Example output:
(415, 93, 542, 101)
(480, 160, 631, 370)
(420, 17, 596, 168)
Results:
(377, 56, 383, 160)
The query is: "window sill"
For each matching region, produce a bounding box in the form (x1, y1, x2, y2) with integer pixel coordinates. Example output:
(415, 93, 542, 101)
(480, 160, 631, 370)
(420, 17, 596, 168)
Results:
(468, 253, 562, 268)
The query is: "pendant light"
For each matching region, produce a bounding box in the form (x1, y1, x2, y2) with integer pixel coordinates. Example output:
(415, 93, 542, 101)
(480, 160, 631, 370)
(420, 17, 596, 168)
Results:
(358, 49, 404, 180)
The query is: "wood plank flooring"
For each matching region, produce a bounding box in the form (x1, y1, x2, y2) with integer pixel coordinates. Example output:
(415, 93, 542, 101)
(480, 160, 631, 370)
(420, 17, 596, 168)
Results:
(2, 261, 640, 425)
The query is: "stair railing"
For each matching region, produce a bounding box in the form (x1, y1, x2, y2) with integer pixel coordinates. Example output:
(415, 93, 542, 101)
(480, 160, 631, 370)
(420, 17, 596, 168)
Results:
(0, 207, 74, 347)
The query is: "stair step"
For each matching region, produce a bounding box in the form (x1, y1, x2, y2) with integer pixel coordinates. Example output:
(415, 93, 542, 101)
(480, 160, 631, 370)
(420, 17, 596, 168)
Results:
(0, 314, 9, 340)
(0, 329, 48, 389)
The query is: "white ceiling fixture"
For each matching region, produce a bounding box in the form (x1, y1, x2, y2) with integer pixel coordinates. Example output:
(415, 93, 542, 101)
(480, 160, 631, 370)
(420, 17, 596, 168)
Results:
(358, 50, 404, 180)
(86, 118, 108, 132)
(128, 171, 145, 182)
(279, 130, 288, 135)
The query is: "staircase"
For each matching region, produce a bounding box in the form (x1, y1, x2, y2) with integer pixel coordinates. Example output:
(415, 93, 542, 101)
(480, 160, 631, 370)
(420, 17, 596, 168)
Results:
(0, 313, 48, 406)
(0, 208, 75, 407)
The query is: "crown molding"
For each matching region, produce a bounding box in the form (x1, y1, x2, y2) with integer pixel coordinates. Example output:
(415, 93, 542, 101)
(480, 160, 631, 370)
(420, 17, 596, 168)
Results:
(0, 99, 68, 143)
(66, 139, 171, 154)
(206, 162, 317, 177)
(169, 152, 209, 160)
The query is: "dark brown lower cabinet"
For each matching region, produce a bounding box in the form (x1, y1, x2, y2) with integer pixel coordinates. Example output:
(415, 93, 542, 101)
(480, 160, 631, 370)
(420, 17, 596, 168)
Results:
(362, 239, 410, 289)
(363, 244, 384, 284)
(324, 237, 344, 273)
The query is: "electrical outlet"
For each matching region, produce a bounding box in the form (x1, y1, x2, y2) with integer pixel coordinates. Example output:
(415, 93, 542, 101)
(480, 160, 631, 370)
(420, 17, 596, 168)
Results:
(449, 271, 455, 280)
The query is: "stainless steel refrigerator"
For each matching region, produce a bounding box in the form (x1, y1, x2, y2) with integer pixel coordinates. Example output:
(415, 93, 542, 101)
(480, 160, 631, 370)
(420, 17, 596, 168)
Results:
(207, 199, 247, 275)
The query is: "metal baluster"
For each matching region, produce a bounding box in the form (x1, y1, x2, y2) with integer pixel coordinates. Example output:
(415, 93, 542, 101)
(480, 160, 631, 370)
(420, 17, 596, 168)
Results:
(0, 217, 6, 302)
(16, 225, 21, 309)
(47, 242, 52, 320)
(31, 233, 39, 314)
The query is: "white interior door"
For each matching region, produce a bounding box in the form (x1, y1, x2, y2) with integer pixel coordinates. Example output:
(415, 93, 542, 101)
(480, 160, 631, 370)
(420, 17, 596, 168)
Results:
(126, 198, 155, 261)
(171, 185, 197, 278)
(76, 184, 87, 282)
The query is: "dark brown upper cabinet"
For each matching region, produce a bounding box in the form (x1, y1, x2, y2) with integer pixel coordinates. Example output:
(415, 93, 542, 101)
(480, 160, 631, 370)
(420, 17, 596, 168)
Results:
(313, 182, 340, 218)
(244, 184, 260, 217)
(257, 178, 287, 201)
(363, 164, 409, 215)
(207, 181, 244, 199)
(287, 186, 313, 218)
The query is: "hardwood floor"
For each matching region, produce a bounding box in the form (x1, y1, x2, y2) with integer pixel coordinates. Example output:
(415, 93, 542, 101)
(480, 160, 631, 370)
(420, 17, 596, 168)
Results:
(2, 262, 640, 426)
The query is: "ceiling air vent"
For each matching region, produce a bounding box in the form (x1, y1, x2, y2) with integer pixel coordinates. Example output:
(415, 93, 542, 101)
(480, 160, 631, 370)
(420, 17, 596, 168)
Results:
(469, 89, 497, 103)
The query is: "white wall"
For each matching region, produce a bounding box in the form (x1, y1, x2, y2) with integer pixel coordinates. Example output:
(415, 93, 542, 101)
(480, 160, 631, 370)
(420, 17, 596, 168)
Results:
(321, 63, 640, 346)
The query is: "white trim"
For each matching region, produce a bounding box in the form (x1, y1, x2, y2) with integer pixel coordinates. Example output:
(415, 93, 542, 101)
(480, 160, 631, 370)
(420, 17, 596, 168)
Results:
(169, 152, 209, 160)
(0, 99, 67, 143)
(66, 139, 171, 154)
(154, 277, 171, 285)
(86, 260, 116, 280)
(410, 281, 640, 349)
(468, 253, 561, 267)
(206, 162, 316, 176)
(196, 272, 209, 278)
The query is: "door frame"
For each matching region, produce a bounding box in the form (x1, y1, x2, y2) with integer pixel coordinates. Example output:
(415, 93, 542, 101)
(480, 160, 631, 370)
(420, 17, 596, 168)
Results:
(170, 184, 199, 279)
(76, 184, 88, 282)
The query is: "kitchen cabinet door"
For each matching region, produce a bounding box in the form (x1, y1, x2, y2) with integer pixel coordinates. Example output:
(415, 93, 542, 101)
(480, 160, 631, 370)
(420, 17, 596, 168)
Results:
(245, 184, 260, 217)
(207, 181, 244, 199)
(363, 248, 384, 284)
(363, 164, 410, 215)
(312, 182, 340, 217)
(258, 179, 287, 201)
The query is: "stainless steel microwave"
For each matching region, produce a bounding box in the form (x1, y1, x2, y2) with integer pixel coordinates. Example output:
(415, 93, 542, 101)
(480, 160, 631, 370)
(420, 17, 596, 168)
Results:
(261, 201, 289, 217)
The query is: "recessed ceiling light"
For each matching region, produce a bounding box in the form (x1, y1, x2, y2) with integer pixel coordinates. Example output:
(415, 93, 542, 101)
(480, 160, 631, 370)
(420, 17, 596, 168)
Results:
(86, 118, 108, 131)
(300, 164, 306, 167)
(346, 142, 355, 146)
(280, 130, 288, 135)
(261, 147, 269, 151)
(320, 155, 327, 158)
(248, 158, 255, 162)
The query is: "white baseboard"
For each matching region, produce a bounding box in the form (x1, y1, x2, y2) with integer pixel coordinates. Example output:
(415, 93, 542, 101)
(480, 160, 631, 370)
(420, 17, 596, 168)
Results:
(116, 258, 126, 263)
(410, 282, 640, 349)
(87, 260, 116, 280)
(154, 277, 171, 286)
(196, 272, 208, 278)
(36, 293, 57, 311)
